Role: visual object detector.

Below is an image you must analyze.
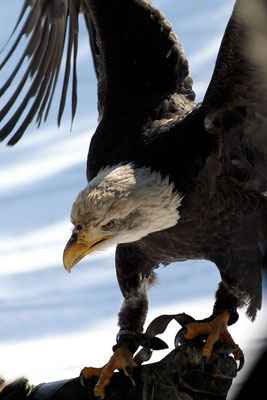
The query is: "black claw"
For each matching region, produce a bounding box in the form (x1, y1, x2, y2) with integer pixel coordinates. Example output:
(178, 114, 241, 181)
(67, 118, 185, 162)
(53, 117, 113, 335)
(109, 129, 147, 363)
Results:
(174, 326, 188, 347)
(95, 396, 102, 400)
(237, 355, 245, 372)
(201, 355, 207, 370)
(126, 366, 136, 388)
(79, 372, 88, 388)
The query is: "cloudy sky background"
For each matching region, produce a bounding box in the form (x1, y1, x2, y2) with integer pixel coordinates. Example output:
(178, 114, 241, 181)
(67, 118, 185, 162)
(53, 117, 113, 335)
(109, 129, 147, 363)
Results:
(0, 1, 266, 398)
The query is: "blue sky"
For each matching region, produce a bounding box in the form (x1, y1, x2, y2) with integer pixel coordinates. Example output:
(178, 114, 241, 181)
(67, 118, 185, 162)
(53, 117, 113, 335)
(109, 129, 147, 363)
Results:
(0, 1, 266, 398)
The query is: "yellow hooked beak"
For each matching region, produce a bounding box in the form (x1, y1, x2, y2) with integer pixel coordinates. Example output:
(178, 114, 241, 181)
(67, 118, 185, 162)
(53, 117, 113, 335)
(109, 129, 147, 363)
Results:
(63, 231, 113, 273)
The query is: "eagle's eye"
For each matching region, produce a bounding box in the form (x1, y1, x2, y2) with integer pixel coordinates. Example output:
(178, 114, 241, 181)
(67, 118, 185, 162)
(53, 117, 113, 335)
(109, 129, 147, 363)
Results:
(101, 220, 115, 230)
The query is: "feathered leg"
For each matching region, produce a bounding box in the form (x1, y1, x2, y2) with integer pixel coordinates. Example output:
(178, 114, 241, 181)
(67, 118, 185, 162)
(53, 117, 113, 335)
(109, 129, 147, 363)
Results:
(80, 244, 156, 399)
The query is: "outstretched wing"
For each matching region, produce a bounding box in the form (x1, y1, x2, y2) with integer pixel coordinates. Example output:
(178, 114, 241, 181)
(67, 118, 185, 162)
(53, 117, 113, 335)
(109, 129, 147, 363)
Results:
(0, 0, 90, 145)
(1, 0, 194, 146)
(85, 0, 194, 120)
(202, 0, 267, 189)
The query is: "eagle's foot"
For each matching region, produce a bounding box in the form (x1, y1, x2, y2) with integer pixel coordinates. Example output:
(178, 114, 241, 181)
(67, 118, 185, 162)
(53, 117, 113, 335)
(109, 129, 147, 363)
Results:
(177, 311, 244, 371)
(80, 344, 137, 399)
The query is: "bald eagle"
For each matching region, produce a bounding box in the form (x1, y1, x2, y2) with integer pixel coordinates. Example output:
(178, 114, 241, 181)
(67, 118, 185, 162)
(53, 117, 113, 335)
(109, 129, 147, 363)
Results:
(1, 0, 267, 398)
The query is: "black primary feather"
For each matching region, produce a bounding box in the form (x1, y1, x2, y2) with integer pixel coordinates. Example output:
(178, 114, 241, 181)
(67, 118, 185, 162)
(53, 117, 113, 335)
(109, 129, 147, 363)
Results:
(0, 0, 86, 144)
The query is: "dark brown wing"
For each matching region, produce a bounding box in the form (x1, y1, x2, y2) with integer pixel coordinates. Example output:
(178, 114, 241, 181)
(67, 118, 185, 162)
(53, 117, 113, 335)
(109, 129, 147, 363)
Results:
(0, 0, 85, 145)
(1, 0, 194, 146)
(83, 0, 194, 121)
(201, 0, 267, 190)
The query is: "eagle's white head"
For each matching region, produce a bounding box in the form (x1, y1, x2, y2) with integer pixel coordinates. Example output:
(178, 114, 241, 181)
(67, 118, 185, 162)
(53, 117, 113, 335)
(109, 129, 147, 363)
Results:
(63, 164, 182, 272)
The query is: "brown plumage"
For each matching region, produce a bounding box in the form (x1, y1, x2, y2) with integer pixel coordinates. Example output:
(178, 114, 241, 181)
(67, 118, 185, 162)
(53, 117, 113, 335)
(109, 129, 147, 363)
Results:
(1, 0, 267, 397)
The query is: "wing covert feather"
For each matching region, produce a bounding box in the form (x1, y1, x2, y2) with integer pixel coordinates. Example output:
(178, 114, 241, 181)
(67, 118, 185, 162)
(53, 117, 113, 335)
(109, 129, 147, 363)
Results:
(202, 0, 267, 186)
(85, 0, 193, 116)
